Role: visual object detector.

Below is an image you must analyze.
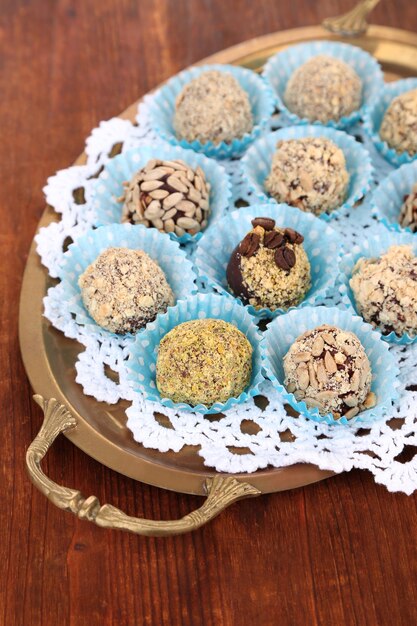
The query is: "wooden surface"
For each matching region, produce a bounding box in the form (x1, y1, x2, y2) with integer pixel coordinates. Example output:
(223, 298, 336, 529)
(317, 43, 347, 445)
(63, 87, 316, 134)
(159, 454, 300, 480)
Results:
(2, 1, 417, 625)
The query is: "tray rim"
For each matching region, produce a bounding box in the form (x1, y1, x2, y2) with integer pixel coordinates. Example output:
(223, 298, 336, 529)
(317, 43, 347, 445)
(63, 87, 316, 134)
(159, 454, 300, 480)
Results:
(19, 24, 417, 496)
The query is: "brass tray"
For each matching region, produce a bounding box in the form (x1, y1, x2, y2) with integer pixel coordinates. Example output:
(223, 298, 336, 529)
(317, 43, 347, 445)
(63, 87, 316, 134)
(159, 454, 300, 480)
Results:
(20, 20, 417, 535)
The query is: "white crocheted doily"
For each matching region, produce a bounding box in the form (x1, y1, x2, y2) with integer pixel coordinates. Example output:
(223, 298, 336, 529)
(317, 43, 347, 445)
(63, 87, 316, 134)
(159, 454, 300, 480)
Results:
(37, 95, 417, 494)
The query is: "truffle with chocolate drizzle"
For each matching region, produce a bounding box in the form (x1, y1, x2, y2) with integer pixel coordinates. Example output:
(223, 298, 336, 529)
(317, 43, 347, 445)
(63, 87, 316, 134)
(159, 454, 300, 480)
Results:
(226, 217, 311, 310)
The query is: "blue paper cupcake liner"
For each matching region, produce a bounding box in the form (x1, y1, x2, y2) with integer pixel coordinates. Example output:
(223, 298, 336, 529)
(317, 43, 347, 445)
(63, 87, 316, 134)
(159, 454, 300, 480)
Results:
(338, 230, 417, 344)
(262, 306, 399, 426)
(146, 64, 275, 159)
(363, 78, 417, 167)
(262, 41, 383, 129)
(91, 144, 232, 244)
(125, 293, 265, 414)
(241, 125, 374, 222)
(194, 203, 342, 319)
(371, 160, 417, 233)
(54, 223, 198, 338)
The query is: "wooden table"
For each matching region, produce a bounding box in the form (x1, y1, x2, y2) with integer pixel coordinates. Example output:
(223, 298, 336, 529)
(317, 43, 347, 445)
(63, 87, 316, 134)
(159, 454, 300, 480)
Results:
(2, 1, 417, 624)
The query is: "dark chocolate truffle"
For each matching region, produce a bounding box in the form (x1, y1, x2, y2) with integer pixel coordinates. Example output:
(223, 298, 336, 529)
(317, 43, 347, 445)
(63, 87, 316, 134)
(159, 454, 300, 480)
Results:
(226, 218, 311, 310)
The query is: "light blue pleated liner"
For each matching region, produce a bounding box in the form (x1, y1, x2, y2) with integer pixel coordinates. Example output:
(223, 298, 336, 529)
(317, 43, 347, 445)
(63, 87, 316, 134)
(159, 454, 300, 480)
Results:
(241, 125, 374, 222)
(194, 203, 341, 319)
(263, 41, 384, 129)
(125, 293, 265, 414)
(146, 64, 276, 159)
(54, 223, 198, 338)
(91, 144, 232, 244)
(363, 78, 417, 167)
(338, 230, 417, 345)
(371, 160, 417, 233)
(263, 306, 399, 426)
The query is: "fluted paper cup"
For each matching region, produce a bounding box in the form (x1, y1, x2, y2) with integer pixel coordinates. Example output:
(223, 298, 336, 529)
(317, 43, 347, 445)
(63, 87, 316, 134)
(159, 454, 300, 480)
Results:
(371, 160, 417, 233)
(91, 144, 232, 244)
(338, 230, 417, 344)
(241, 125, 374, 222)
(51, 223, 198, 338)
(364, 78, 417, 167)
(194, 203, 341, 318)
(263, 41, 383, 129)
(263, 306, 399, 426)
(126, 293, 265, 414)
(147, 64, 275, 159)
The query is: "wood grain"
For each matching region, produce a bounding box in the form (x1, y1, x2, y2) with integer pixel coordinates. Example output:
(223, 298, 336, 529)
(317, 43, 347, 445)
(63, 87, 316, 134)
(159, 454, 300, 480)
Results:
(2, 1, 417, 625)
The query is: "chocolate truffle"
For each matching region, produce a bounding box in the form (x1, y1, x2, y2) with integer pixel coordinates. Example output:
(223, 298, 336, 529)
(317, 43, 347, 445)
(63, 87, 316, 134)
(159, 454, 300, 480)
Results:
(399, 183, 417, 231)
(79, 247, 174, 334)
(120, 158, 210, 237)
(174, 70, 253, 144)
(380, 89, 417, 156)
(265, 137, 349, 216)
(226, 217, 311, 310)
(350, 245, 417, 337)
(156, 319, 253, 406)
(284, 55, 362, 123)
(284, 324, 376, 419)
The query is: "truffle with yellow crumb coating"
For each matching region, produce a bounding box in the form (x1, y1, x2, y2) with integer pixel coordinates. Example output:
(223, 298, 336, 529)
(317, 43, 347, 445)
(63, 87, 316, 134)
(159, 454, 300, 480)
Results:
(226, 217, 311, 310)
(156, 319, 252, 406)
(78, 247, 174, 334)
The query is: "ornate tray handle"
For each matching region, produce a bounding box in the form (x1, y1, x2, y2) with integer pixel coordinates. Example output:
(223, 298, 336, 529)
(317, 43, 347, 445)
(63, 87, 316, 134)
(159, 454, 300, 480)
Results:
(26, 395, 261, 536)
(323, 0, 381, 36)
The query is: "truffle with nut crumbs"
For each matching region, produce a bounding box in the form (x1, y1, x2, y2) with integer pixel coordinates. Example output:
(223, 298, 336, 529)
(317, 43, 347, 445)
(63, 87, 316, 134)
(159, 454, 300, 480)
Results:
(156, 319, 253, 406)
(120, 158, 210, 238)
(380, 88, 417, 156)
(399, 183, 417, 232)
(265, 137, 349, 216)
(174, 70, 253, 145)
(284, 55, 362, 123)
(284, 324, 376, 419)
(226, 217, 311, 310)
(78, 247, 174, 334)
(350, 245, 417, 337)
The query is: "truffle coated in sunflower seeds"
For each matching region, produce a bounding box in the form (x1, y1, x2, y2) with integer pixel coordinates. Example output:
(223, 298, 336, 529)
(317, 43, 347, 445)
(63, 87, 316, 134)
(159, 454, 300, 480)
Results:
(120, 158, 210, 237)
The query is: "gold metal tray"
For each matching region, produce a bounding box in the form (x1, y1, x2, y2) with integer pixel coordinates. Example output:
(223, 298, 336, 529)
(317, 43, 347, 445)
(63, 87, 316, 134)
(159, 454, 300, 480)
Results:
(20, 20, 417, 535)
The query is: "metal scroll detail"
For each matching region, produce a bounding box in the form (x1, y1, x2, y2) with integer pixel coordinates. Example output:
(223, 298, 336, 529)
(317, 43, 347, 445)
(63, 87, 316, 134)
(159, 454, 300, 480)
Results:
(322, 0, 381, 36)
(26, 395, 261, 536)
